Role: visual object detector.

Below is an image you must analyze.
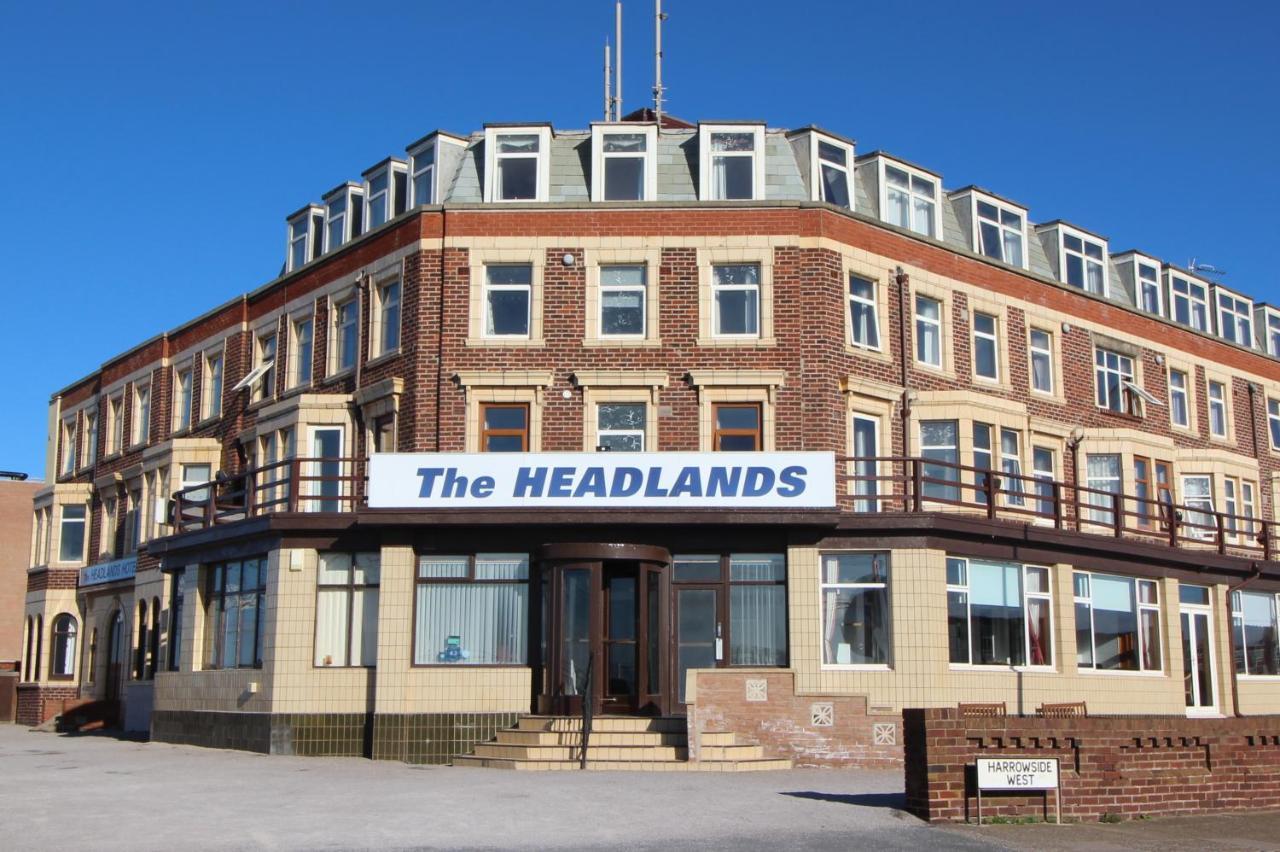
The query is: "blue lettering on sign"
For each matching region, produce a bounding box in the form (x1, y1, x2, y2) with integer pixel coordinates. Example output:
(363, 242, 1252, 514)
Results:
(414, 464, 811, 501)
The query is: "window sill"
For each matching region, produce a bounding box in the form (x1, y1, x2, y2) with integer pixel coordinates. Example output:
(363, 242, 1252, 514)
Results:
(820, 663, 892, 672)
(845, 344, 891, 363)
(365, 350, 401, 370)
(246, 397, 278, 414)
(410, 662, 529, 669)
(582, 337, 664, 348)
(912, 362, 956, 381)
(1077, 667, 1165, 677)
(1238, 674, 1280, 682)
(696, 336, 777, 348)
(1029, 389, 1065, 406)
(312, 664, 377, 671)
(324, 367, 355, 382)
(197, 414, 223, 428)
(1208, 434, 1236, 447)
(465, 337, 546, 348)
(948, 664, 1057, 674)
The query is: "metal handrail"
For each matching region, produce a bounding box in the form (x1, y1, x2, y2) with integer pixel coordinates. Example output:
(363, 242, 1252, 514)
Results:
(836, 455, 1273, 560)
(579, 651, 594, 770)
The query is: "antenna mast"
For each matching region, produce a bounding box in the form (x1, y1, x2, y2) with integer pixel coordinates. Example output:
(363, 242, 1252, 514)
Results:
(653, 0, 667, 124)
(615, 2, 623, 119)
(604, 40, 612, 120)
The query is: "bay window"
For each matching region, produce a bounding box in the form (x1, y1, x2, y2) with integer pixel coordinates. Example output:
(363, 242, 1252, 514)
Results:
(1074, 571, 1161, 672)
(414, 554, 528, 665)
(1032, 447, 1055, 518)
(920, 419, 959, 501)
(821, 552, 890, 666)
(1232, 590, 1279, 676)
(1181, 474, 1216, 540)
(850, 415, 879, 512)
(315, 552, 380, 667)
(204, 558, 267, 670)
(1085, 453, 1121, 525)
(50, 614, 77, 678)
(947, 558, 1052, 667)
(58, 504, 86, 563)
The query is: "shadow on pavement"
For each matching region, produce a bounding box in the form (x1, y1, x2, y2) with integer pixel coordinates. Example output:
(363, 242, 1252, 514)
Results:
(781, 791, 906, 810)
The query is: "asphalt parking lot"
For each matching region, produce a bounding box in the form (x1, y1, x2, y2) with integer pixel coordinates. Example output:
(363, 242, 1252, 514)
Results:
(3, 725, 1278, 851)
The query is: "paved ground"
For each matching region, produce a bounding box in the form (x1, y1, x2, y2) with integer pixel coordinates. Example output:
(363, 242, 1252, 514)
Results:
(3, 725, 1278, 851)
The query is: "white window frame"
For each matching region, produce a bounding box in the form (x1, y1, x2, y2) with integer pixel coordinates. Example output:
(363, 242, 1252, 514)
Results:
(590, 123, 658, 202)
(698, 123, 766, 202)
(363, 159, 408, 231)
(288, 313, 314, 389)
(1207, 380, 1228, 438)
(878, 157, 941, 238)
(331, 296, 359, 374)
(971, 311, 1000, 382)
(172, 364, 193, 433)
(1029, 328, 1054, 394)
(1269, 398, 1280, 450)
(58, 503, 87, 564)
(1215, 287, 1253, 347)
(482, 264, 534, 339)
(914, 295, 943, 368)
(60, 418, 76, 475)
(598, 264, 647, 339)
(968, 191, 1028, 269)
(946, 558, 1054, 669)
(1058, 225, 1109, 296)
(1135, 257, 1163, 316)
(483, 125, 552, 203)
(711, 263, 761, 338)
(83, 410, 97, 468)
(850, 414, 880, 513)
(251, 329, 278, 403)
(1168, 270, 1210, 333)
(595, 401, 647, 452)
(1168, 368, 1190, 428)
(132, 382, 151, 446)
(819, 551, 891, 669)
(1094, 347, 1136, 414)
(285, 205, 323, 273)
(107, 394, 124, 454)
(1032, 445, 1056, 521)
(1263, 307, 1280, 357)
(805, 132, 854, 209)
(201, 348, 225, 421)
(1074, 572, 1163, 673)
(407, 133, 465, 206)
(1232, 590, 1280, 678)
(1181, 474, 1217, 541)
(847, 274, 881, 351)
(322, 183, 364, 253)
(373, 278, 401, 357)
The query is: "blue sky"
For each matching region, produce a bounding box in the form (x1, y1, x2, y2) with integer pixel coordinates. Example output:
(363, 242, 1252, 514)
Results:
(2, 1, 1277, 478)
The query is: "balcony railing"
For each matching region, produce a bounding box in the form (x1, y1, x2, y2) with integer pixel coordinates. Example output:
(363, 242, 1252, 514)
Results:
(168, 454, 1274, 562)
(172, 457, 366, 534)
(836, 456, 1274, 561)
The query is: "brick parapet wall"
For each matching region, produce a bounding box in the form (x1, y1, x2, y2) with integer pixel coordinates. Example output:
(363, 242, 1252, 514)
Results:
(903, 708, 1280, 823)
(690, 670, 902, 768)
(15, 683, 84, 727)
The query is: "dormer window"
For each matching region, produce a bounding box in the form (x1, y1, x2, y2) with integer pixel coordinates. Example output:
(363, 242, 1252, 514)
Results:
(411, 144, 434, 205)
(591, 124, 657, 201)
(323, 183, 365, 252)
(1137, 259, 1161, 314)
(363, 159, 408, 229)
(698, 123, 765, 201)
(1216, 288, 1253, 346)
(878, 159, 939, 237)
(484, 126, 552, 203)
(816, 140, 852, 208)
(955, 190, 1026, 268)
(1168, 270, 1209, 332)
(285, 205, 323, 273)
(406, 132, 466, 206)
(1060, 228, 1107, 295)
(1263, 308, 1280, 357)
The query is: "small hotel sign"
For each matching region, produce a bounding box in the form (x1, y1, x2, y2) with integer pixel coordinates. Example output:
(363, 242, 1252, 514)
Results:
(368, 452, 837, 509)
(80, 556, 137, 587)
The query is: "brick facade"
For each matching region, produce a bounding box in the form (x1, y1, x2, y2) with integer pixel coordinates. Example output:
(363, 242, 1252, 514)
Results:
(15, 683, 85, 727)
(903, 708, 1280, 823)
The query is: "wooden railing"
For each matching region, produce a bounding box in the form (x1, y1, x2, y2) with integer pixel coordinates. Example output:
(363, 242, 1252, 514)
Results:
(172, 457, 366, 533)
(836, 455, 1274, 561)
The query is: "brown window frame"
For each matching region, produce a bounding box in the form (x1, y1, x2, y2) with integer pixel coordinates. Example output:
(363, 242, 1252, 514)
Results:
(411, 553, 530, 667)
(480, 403, 529, 452)
(712, 403, 762, 451)
(671, 552, 789, 668)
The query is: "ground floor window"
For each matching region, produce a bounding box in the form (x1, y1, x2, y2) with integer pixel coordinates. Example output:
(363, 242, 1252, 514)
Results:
(315, 552, 380, 667)
(168, 569, 184, 671)
(1232, 590, 1279, 676)
(947, 557, 1052, 667)
(50, 614, 77, 679)
(204, 558, 267, 669)
(1074, 571, 1161, 671)
(414, 553, 529, 665)
(821, 552, 889, 666)
(671, 553, 787, 669)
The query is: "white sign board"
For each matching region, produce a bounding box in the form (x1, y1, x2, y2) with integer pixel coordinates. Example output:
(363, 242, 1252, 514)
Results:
(368, 452, 837, 509)
(79, 556, 138, 588)
(976, 757, 1060, 791)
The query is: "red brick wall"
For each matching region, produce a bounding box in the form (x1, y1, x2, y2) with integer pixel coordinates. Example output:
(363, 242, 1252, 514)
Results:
(15, 683, 83, 726)
(689, 670, 902, 768)
(903, 708, 1280, 823)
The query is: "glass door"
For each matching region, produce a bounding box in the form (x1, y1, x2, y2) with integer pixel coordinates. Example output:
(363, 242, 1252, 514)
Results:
(556, 564, 596, 715)
(675, 587, 721, 706)
(638, 563, 667, 714)
(602, 566, 638, 712)
(1180, 585, 1218, 715)
(105, 610, 124, 701)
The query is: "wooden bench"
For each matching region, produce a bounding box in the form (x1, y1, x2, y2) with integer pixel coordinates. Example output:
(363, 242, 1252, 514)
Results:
(1036, 701, 1088, 718)
(958, 702, 1007, 718)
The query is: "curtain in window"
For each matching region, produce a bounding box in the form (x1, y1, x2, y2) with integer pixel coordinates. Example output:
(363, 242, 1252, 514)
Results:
(414, 584, 527, 665)
(1140, 608, 1161, 670)
(730, 585, 786, 666)
(1026, 598, 1050, 666)
(1086, 261, 1105, 295)
(1031, 351, 1052, 393)
(315, 589, 350, 666)
(1086, 454, 1121, 524)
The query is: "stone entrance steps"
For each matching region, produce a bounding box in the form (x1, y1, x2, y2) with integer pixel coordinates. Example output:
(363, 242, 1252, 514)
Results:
(451, 716, 791, 771)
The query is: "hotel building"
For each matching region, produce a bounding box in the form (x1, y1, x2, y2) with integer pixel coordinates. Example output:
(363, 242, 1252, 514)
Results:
(18, 111, 1280, 767)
